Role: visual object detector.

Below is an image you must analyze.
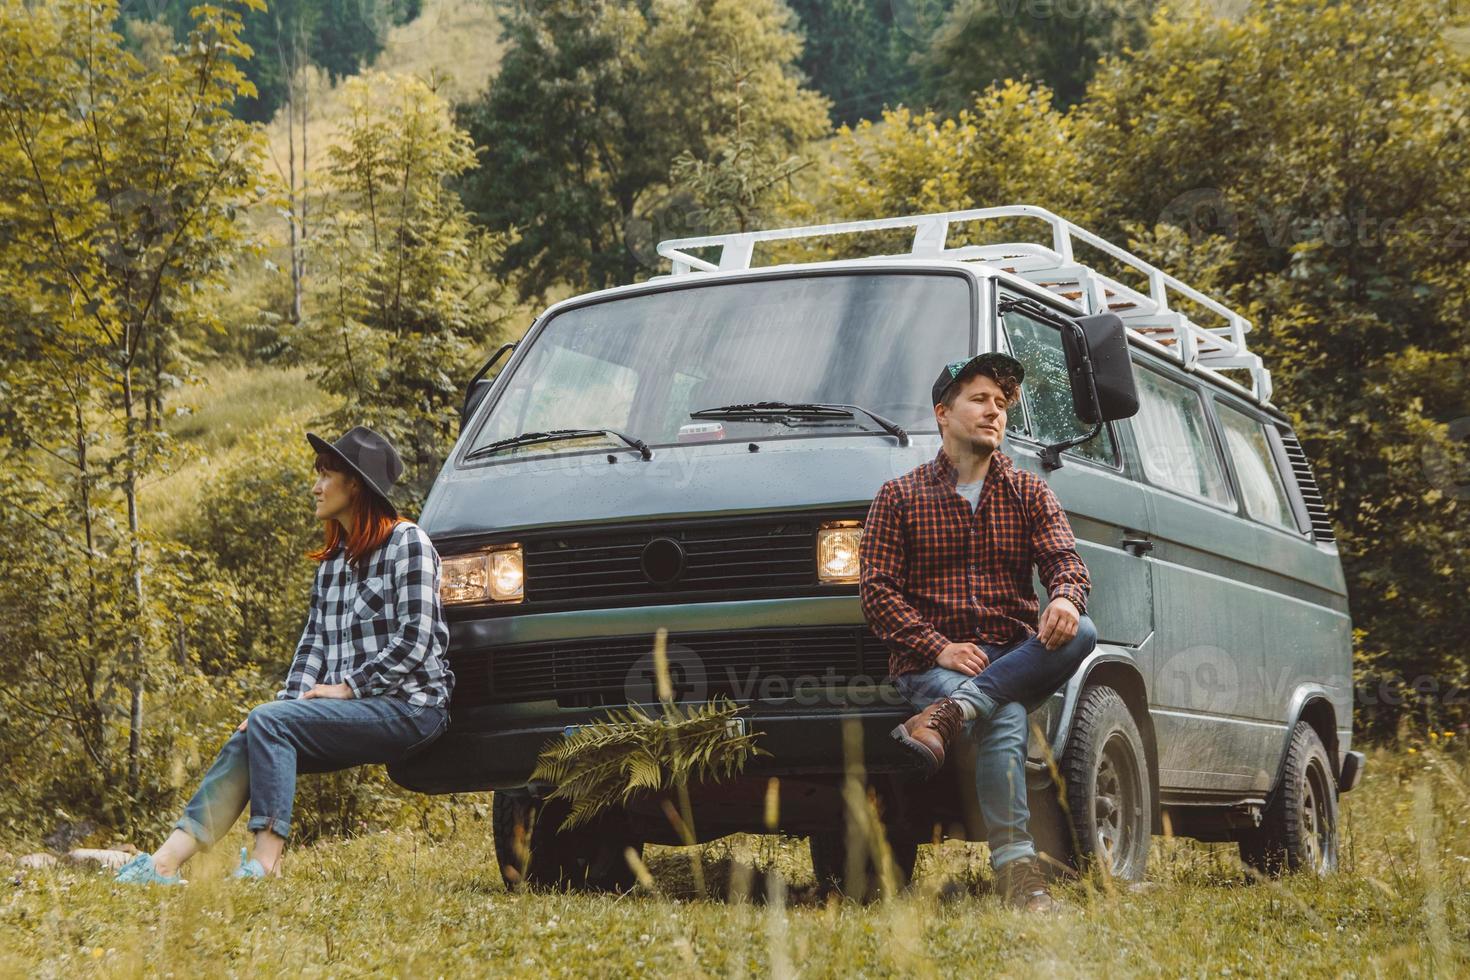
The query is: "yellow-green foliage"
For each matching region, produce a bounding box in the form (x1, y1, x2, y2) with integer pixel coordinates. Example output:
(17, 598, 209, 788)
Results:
(531, 698, 767, 831)
(299, 70, 520, 514)
(771, 79, 1090, 266)
(1079, 0, 1470, 735)
(792, 0, 1470, 735)
(0, 0, 276, 830)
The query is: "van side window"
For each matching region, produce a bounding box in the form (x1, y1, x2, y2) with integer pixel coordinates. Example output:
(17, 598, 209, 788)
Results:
(1000, 307, 1117, 465)
(1132, 368, 1231, 504)
(1217, 402, 1297, 530)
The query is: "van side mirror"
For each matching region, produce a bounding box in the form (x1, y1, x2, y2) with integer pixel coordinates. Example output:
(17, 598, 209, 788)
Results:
(462, 341, 516, 433)
(1038, 312, 1139, 470)
(1063, 312, 1139, 424)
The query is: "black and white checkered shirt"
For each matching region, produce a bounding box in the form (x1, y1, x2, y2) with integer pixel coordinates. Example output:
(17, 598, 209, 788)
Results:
(277, 520, 454, 708)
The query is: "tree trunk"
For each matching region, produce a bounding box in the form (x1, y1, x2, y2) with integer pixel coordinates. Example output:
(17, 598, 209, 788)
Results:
(73, 375, 118, 823)
(287, 70, 304, 324)
(174, 614, 188, 668)
(301, 62, 309, 302)
(121, 361, 147, 822)
(284, 22, 310, 324)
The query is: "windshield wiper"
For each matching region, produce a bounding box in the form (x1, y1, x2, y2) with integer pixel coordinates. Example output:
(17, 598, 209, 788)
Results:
(690, 402, 909, 447)
(464, 427, 653, 462)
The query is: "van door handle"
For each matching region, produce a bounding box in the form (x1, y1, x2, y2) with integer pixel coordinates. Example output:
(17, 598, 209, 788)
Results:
(1121, 537, 1154, 556)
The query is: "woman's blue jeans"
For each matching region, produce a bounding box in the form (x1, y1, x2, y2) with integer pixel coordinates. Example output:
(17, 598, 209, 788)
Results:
(895, 615, 1097, 870)
(175, 696, 449, 845)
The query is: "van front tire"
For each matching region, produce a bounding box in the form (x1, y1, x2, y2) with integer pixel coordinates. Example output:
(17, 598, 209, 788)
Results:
(1238, 721, 1338, 877)
(491, 788, 643, 892)
(1033, 685, 1152, 882)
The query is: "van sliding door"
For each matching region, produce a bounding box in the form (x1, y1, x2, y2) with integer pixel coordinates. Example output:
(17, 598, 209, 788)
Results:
(1127, 366, 1276, 797)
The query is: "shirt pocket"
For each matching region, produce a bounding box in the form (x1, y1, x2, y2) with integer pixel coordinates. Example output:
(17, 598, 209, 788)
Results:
(351, 575, 390, 621)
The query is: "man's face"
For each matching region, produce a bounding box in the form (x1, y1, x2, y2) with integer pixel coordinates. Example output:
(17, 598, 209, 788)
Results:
(936, 372, 1009, 455)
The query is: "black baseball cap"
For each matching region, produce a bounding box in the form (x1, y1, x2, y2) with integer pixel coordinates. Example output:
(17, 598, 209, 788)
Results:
(931, 351, 1026, 406)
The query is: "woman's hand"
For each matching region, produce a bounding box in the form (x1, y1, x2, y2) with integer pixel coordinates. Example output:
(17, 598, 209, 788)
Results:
(302, 682, 354, 700)
(237, 718, 248, 733)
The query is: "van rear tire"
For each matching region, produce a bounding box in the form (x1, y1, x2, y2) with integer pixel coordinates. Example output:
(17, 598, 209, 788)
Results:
(1238, 721, 1338, 877)
(1033, 685, 1152, 882)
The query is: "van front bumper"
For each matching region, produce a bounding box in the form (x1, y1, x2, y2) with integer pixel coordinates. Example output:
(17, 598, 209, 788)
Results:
(387, 702, 920, 795)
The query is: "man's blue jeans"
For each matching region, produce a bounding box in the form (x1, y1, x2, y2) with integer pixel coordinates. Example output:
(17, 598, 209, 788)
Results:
(175, 695, 449, 845)
(895, 615, 1097, 870)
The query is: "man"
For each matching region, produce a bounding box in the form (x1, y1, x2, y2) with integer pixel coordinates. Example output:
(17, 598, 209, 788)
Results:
(858, 351, 1098, 912)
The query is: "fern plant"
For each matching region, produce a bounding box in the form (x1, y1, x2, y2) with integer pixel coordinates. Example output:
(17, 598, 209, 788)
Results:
(531, 696, 767, 831)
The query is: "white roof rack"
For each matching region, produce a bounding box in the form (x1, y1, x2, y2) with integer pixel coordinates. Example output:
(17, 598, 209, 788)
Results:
(656, 204, 1272, 405)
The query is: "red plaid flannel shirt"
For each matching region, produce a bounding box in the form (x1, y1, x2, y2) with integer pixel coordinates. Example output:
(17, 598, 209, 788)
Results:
(859, 446, 1091, 678)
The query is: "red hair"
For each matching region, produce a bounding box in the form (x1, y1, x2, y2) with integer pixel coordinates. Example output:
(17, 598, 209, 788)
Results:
(308, 451, 404, 572)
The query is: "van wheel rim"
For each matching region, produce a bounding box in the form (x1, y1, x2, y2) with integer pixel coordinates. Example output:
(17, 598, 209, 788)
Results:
(1300, 758, 1333, 873)
(1095, 733, 1140, 873)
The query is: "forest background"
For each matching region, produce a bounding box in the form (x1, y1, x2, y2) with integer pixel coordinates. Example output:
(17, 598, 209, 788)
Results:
(0, 0, 1465, 852)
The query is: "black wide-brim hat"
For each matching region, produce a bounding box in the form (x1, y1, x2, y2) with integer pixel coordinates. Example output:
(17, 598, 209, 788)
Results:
(931, 351, 1026, 406)
(307, 426, 404, 518)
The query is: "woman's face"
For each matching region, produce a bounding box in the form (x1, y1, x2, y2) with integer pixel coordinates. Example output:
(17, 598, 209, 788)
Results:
(313, 465, 358, 526)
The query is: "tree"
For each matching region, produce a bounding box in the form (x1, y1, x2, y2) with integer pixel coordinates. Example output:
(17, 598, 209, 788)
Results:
(141, 0, 423, 122)
(456, 0, 831, 298)
(790, 0, 1470, 735)
(301, 71, 517, 511)
(920, 0, 1155, 111)
(784, 0, 941, 126)
(1078, 0, 1470, 734)
(270, 6, 314, 325)
(784, 78, 1090, 263)
(0, 0, 267, 823)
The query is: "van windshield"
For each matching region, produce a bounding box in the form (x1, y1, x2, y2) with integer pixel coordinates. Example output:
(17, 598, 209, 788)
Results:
(464, 272, 972, 461)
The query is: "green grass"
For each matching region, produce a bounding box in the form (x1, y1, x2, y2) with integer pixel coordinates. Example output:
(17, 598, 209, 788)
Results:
(140, 362, 338, 535)
(164, 364, 329, 454)
(3, 742, 1466, 977)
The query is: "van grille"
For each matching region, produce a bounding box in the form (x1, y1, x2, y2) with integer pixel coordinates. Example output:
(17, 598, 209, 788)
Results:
(1279, 430, 1336, 543)
(521, 518, 822, 605)
(450, 625, 889, 708)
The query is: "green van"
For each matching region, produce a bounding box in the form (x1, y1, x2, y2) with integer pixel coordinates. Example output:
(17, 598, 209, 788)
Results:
(388, 205, 1363, 892)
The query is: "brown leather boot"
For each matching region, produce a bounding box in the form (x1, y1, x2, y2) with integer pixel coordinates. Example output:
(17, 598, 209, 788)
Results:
(996, 856, 1061, 912)
(890, 696, 966, 776)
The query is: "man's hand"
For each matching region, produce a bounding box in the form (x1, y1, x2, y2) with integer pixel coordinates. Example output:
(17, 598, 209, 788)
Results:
(1037, 597, 1080, 650)
(937, 642, 990, 677)
(236, 718, 248, 733)
(302, 682, 354, 700)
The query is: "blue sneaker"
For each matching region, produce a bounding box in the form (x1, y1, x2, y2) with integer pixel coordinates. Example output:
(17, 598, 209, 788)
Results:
(231, 846, 267, 880)
(114, 853, 184, 886)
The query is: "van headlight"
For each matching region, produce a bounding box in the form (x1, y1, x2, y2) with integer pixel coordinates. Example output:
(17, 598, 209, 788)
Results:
(441, 545, 524, 604)
(816, 521, 862, 583)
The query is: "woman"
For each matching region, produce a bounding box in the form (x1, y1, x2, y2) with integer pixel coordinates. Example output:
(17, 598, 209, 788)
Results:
(116, 425, 454, 883)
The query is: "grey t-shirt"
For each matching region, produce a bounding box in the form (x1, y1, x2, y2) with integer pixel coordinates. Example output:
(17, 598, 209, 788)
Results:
(955, 479, 982, 513)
